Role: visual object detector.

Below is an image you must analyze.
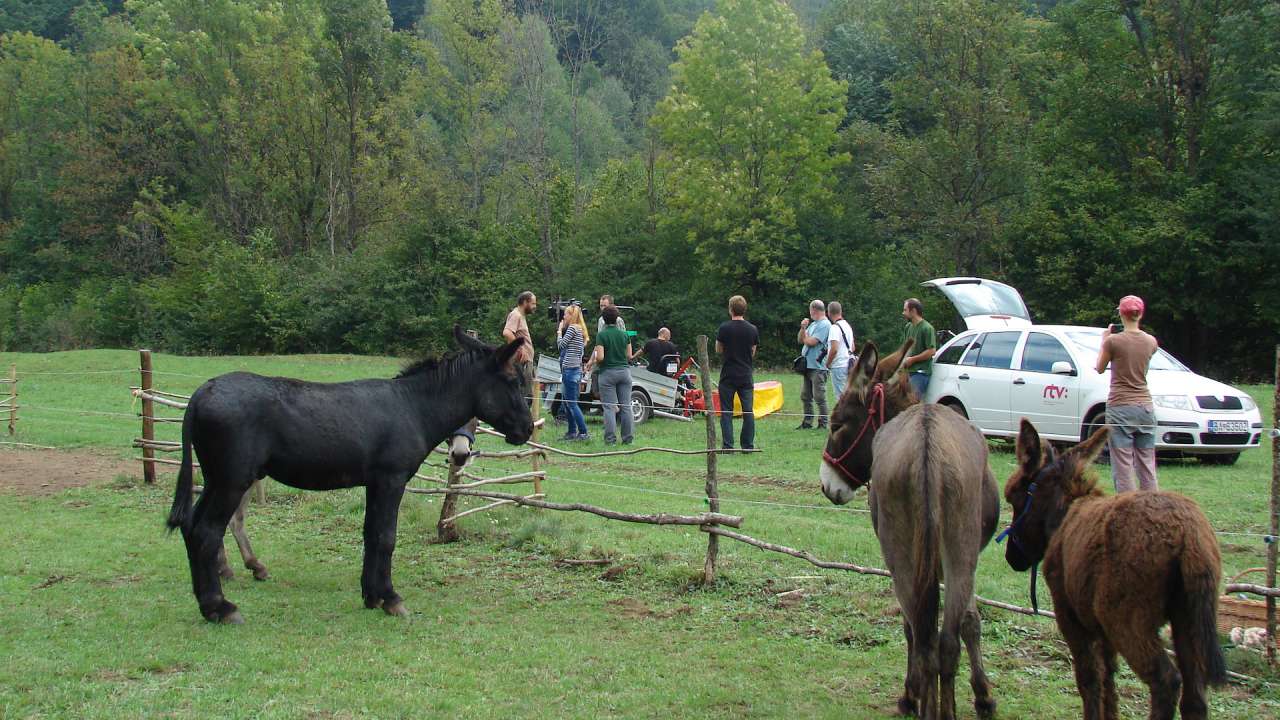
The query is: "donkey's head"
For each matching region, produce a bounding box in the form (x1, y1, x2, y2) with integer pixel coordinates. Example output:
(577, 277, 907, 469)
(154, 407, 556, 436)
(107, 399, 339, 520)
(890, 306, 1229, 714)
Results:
(1001, 418, 1108, 571)
(452, 325, 534, 446)
(819, 339, 917, 505)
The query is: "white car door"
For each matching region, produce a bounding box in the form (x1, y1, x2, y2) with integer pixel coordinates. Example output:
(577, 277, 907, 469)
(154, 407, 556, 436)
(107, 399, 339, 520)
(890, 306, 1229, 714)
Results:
(1010, 332, 1082, 440)
(952, 330, 1020, 434)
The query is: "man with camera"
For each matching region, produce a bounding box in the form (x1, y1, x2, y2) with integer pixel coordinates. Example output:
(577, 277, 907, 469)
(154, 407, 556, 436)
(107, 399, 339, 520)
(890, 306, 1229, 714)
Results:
(796, 299, 831, 430)
(597, 294, 626, 334)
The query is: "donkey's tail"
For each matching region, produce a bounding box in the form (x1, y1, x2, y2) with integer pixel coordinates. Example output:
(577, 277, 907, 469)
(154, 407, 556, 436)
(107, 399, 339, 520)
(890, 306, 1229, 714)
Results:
(1178, 543, 1228, 686)
(911, 408, 942, 636)
(166, 403, 196, 533)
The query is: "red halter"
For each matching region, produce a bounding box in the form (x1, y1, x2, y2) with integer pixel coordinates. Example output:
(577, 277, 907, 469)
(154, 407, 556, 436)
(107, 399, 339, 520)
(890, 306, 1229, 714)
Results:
(822, 382, 887, 489)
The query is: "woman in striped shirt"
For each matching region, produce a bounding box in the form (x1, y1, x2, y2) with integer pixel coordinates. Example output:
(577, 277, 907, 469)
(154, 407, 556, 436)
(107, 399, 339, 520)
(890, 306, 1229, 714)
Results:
(557, 304, 590, 441)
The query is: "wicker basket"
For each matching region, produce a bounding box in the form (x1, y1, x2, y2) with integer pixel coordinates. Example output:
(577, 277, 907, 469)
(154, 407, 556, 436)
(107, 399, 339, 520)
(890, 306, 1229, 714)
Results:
(1217, 568, 1276, 639)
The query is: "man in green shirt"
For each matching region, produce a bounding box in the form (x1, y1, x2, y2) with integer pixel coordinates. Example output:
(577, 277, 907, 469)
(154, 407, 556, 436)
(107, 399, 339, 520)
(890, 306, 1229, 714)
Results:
(901, 297, 937, 400)
(593, 305, 635, 444)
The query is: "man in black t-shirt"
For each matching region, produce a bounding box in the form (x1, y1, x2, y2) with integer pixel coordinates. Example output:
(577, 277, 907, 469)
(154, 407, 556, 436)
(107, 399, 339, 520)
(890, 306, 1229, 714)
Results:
(637, 328, 679, 375)
(715, 295, 759, 450)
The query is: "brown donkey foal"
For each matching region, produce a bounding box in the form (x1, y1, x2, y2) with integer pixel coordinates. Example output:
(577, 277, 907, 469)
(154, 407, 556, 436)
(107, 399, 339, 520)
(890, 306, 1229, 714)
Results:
(1002, 419, 1227, 720)
(820, 341, 1000, 720)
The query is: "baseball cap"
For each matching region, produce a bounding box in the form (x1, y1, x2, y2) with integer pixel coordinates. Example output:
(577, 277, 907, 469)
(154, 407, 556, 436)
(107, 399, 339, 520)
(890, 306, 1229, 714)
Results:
(1117, 295, 1145, 318)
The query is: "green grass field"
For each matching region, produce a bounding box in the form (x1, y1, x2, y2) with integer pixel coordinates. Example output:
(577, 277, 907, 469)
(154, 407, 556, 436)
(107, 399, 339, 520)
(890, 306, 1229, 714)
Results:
(1, 349, 1277, 718)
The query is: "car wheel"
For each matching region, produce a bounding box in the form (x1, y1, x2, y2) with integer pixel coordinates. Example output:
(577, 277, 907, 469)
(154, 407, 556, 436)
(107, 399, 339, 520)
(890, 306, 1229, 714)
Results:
(1082, 408, 1109, 464)
(630, 389, 652, 424)
(1198, 453, 1240, 466)
(940, 399, 968, 419)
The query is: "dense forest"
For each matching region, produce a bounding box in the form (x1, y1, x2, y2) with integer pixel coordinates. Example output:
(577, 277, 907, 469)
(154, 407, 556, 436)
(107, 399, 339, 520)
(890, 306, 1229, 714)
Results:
(1, 0, 1276, 379)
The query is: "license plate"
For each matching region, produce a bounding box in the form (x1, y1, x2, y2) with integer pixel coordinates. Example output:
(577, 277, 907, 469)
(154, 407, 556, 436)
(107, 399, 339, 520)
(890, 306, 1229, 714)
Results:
(1208, 420, 1249, 433)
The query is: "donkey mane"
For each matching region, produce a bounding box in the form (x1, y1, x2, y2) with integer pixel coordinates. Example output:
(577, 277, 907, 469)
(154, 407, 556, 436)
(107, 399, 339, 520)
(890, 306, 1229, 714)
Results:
(395, 348, 489, 384)
(1007, 443, 1106, 503)
(1066, 469, 1105, 500)
(873, 343, 916, 406)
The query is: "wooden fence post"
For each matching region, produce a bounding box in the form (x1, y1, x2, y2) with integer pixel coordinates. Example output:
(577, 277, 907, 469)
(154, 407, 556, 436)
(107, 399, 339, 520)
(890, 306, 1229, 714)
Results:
(140, 349, 155, 484)
(437, 456, 463, 543)
(1268, 344, 1278, 665)
(6, 364, 15, 436)
(698, 335, 719, 585)
(530, 365, 543, 497)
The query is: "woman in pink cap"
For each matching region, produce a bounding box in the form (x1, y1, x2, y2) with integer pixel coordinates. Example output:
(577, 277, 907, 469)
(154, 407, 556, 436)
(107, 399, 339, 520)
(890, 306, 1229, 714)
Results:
(1095, 294, 1160, 491)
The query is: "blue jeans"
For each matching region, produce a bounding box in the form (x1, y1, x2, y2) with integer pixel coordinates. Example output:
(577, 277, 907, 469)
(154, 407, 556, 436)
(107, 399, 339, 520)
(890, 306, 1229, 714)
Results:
(598, 367, 633, 443)
(561, 366, 588, 436)
(909, 371, 930, 399)
(718, 380, 755, 449)
(830, 364, 849, 398)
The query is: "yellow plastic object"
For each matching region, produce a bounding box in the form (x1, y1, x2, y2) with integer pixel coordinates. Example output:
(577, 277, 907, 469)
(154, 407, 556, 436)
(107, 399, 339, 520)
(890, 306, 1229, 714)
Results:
(713, 380, 783, 418)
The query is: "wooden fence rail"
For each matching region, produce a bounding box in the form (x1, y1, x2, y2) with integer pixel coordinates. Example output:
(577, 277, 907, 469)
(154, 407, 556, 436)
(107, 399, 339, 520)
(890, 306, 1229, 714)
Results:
(118, 344, 1280, 671)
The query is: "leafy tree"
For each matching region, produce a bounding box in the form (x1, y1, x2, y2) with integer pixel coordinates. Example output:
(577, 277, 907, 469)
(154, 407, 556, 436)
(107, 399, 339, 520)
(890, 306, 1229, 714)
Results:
(854, 0, 1036, 278)
(651, 0, 847, 295)
(420, 0, 515, 219)
(317, 0, 400, 252)
(817, 1, 896, 126)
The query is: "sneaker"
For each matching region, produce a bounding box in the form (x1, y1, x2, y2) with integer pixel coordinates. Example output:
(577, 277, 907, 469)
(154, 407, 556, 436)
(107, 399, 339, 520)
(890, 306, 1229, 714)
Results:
(604, 438, 617, 446)
(575, 433, 590, 442)
(721, 444, 734, 451)
(796, 423, 813, 430)
(742, 445, 757, 451)
(621, 438, 633, 445)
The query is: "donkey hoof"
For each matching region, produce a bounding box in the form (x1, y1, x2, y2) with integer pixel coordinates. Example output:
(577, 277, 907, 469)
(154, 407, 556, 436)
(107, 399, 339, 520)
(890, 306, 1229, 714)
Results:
(204, 601, 243, 625)
(218, 566, 235, 580)
(249, 563, 269, 581)
(896, 696, 919, 717)
(363, 596, 384, 610)
(383, 601, 409, 617)
(974, 697, 996, 719)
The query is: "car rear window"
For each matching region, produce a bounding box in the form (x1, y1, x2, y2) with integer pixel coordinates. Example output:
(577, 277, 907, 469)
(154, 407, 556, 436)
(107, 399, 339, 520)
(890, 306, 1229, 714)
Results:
(968, 331, 1020, 369)
(1020, 333, 1074, 373)
(936, 335, 975, 365)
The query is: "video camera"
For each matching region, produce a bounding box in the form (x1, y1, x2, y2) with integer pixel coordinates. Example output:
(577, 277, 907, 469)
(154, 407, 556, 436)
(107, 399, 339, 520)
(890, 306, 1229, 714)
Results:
(547, 298, 584, 322)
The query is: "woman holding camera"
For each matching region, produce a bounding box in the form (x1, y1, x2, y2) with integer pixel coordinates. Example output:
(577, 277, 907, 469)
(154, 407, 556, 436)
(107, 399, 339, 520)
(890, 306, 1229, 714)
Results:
(1096, 294, 1159, 492)
(557, 304, 591, 441)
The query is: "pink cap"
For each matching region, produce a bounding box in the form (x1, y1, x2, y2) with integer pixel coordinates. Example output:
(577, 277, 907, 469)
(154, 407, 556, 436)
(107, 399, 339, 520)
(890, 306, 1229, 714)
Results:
(1117, 295, 1145, 318)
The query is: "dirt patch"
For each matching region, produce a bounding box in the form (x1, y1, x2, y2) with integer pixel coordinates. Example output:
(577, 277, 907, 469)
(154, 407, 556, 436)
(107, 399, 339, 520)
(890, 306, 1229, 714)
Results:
(0, 448, 139, 496)
(606, 597, 693, 620)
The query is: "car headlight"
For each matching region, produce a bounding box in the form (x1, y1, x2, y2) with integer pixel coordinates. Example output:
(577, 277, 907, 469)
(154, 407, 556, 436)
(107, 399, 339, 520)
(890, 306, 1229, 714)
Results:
(1153, 394, 1191, 411)
(1240, 395, 1258, 411)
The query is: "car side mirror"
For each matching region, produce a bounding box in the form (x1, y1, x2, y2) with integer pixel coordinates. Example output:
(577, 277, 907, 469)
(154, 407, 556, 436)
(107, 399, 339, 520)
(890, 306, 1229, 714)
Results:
(1051, 361, 1076, 376)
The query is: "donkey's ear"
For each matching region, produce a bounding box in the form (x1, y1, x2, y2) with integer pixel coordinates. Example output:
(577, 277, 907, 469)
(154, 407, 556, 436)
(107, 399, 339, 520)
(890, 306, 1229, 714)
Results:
(455, 324, 491, 352)
(493, 337, 525, 375)
(1015, 418, 1044, 473)
(1066, 424, 1109, 468)
(848, 342, 879, 397)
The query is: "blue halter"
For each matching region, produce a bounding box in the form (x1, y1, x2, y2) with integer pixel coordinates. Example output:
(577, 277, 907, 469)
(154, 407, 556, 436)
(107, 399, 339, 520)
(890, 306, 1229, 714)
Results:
(995, 481, 1037, 549)
(996, 481, 1041, 614)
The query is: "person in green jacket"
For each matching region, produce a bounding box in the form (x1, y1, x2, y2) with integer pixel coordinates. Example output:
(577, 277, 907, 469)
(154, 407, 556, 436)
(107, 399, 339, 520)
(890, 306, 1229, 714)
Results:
(901, 297, 937, 400)
(592, 305, 634, 445)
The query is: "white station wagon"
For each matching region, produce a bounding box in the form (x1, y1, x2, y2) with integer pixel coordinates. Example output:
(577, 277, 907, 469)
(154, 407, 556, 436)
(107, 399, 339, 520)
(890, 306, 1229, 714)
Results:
(920, 277, 1264, 465)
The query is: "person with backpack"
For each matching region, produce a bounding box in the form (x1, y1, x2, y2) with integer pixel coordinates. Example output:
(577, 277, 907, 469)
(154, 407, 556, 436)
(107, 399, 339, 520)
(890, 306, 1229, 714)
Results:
(826, 301, 856, 398)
